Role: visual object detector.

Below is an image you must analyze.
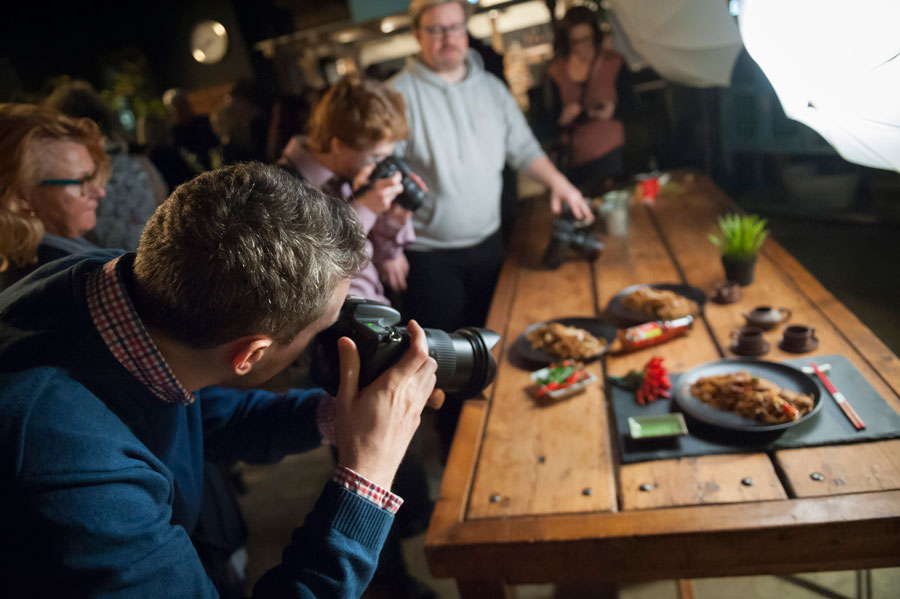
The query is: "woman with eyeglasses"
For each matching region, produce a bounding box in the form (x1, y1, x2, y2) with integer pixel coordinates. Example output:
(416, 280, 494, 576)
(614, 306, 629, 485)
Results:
(45, 80, 168, 253)
(548, 6, 631, 195)
(0, 103, 110, 291)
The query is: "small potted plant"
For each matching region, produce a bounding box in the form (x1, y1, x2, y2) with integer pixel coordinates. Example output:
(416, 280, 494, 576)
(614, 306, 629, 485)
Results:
(708, 213, 769, 286)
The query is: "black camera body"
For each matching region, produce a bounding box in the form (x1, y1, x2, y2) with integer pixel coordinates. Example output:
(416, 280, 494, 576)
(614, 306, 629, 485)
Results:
(541, 216, 605, 269)
(309, 297, 500, 400)
(363, 156, 426, 212)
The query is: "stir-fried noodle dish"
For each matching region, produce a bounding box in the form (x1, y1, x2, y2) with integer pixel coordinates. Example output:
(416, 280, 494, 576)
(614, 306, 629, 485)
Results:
(688, 371, 814, 424)
(526, 322, 607, 360)
(622, 286, 698, 320)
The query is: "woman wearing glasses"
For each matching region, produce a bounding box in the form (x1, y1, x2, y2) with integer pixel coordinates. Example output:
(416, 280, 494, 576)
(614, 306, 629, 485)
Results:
(548, 6, 631, 195)
(0, 103, 109, 291)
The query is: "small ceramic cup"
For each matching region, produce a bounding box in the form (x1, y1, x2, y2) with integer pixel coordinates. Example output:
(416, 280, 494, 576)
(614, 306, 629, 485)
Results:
(730, 325, 770, 356)
(743, 306, 792, 331)
(780, 325, 819, 353)
(711, 280, 743, 304)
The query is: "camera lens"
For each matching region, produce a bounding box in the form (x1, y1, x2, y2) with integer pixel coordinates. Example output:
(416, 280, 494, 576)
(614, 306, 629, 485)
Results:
(308, 297, 499, 400)
(397, 178, 426, 211)
(424, 327, 500, 399)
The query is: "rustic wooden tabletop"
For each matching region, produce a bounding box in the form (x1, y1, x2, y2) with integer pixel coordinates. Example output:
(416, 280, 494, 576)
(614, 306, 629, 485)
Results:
(425, 172, 900, 599)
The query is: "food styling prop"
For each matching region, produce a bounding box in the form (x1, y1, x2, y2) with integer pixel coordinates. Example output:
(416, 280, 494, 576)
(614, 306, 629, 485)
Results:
(710, 280, 743, 304)
(675, 359, 822, 432)
(606, 282, 706, 326)
(811, 361, 865, 430)
(743, 306, 792, 331)
(780, 325, 819, 353)
(530, 360, 597, 401)
(730, 325, 770, 357)
(514, 317, 616, 366)
(628, 413, 689, 440)
(608, 356, 672, 405)
(708, 213, 768, 286)
(617, 316, 694, 353)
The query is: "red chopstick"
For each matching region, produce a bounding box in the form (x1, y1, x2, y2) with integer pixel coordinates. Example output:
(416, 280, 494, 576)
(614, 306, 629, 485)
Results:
(810, 362, 865, 430)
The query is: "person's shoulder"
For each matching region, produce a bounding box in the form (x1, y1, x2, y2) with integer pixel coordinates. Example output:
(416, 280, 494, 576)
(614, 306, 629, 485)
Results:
(546, 57, 567, 79)
(601, 49, 625, 68)
(0, 367, 149, 477)
(388, 67, 417, 91)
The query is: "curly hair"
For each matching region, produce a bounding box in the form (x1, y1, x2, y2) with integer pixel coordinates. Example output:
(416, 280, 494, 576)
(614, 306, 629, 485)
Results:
(305, 75, 409, 154)
(133, 162, 368, 347)
(0, 103, 109, 271)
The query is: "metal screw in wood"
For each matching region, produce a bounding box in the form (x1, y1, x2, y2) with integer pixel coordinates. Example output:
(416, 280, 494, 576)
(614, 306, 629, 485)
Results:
(489, 493, 501, 503)
(741, 477, 754, 486)
(810, 472, 825, 482)
(639, 483, 652, 492)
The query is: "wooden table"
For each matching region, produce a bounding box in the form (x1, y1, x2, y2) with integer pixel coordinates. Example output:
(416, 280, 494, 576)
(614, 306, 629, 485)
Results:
(424, 173, 900, 598)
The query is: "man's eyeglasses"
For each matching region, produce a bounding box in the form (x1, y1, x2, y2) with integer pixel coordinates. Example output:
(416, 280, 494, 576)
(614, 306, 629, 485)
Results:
(421, 22, 467, 38)
(39, 172, 100, 195)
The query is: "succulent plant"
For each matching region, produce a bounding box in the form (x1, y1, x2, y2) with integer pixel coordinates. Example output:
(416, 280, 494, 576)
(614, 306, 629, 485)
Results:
(708, 213, 769, 260)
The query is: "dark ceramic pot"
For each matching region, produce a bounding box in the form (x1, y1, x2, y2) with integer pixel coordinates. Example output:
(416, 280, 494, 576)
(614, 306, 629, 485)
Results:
(722, 254, 757, 286)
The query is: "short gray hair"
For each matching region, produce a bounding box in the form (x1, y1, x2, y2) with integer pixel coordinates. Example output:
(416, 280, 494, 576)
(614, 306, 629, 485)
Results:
(408, 0, 471, 29)
(134, 162, 367, 347)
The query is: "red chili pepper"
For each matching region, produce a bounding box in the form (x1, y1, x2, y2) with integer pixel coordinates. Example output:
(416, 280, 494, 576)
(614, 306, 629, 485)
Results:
(633, 356, 671, 405)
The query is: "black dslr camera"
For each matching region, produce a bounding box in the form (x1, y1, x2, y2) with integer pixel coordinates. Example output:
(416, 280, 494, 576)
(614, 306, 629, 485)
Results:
(309, 297, 500, 400)
(541, 211, 605, 269)
(359, 156, 426, 212)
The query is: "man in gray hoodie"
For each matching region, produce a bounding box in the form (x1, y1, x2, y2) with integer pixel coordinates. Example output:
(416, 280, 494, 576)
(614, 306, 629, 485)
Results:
(391, 0, 592, 335)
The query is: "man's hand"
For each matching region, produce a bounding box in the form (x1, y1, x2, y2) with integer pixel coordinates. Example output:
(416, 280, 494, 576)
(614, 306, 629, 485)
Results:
(353, 164, 403, 215)
(550, 177, 593, 221)
(559, 102, 583, 127)
(333, 321, 443, 489)
(379, 252, 410, 291)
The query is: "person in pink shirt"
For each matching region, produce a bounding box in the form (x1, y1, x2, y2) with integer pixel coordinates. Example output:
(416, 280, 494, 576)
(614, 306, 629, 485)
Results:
(278, 76, 435, 598)
(278, 76, 421, 306)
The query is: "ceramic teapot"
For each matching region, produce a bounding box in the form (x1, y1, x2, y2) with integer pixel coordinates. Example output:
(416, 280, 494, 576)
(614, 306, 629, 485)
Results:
(742, 306, 792, 331)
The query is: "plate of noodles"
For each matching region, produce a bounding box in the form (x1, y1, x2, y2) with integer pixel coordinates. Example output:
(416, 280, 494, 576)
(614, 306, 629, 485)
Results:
(606, 283, 706, 325)
(674, 359, 823, 432)
(513, 317, 617, 366)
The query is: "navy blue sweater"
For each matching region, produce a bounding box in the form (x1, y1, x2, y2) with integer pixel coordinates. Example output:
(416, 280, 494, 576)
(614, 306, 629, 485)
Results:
(0, 252, 393, 598)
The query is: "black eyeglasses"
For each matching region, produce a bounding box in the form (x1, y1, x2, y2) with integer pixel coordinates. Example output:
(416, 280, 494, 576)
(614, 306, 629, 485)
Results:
(39, 171, 100, 195)
(421, 22, 467, 38)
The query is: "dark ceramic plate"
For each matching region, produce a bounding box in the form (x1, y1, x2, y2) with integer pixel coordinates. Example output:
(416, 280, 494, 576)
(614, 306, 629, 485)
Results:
(674, 359, 823, 432)
(512, 317, 617, 366)
(606, 283, 706, 325)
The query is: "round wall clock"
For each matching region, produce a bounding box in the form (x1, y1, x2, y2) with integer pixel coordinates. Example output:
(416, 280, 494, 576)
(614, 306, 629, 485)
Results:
(191, 20, 229, 64)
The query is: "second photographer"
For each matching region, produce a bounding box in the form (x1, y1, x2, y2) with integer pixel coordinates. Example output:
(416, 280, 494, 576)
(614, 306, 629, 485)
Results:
(278, 75, 424, 307)
(277, 75, 437, 599)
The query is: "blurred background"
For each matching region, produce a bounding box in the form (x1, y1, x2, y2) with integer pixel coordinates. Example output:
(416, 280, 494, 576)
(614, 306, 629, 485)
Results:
(4, 0, 895, 346)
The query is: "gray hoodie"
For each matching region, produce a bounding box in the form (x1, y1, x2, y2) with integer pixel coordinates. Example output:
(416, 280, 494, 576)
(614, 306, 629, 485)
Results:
(390, 50, 545, 250)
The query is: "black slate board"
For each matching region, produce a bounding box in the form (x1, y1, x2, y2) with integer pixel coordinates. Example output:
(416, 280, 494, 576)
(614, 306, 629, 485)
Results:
(610, 354, 900, 464)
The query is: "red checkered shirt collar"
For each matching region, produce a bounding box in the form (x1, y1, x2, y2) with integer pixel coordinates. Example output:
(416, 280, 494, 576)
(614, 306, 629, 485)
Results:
(86, 256, 195, 406)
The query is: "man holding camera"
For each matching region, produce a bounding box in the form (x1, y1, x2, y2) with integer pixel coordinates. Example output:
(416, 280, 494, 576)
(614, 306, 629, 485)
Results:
(0, 163, 443, 597)
(279, 76, 439, 598)
(279, 75, 422, 306)
(391, 0, 594, 333)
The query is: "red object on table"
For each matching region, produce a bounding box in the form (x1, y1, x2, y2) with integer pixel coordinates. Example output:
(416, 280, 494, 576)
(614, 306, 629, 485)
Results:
(639, 178, 660, 204)
(810, 361, 865, 430)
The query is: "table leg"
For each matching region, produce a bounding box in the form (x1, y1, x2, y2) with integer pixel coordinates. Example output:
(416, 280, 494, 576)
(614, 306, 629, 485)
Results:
(677, 579, 696, 599)
(456, 577, 515, 599)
